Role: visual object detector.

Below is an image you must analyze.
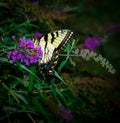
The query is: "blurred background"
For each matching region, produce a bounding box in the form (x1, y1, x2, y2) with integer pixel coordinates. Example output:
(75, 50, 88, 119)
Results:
(0, 0, 120, 123)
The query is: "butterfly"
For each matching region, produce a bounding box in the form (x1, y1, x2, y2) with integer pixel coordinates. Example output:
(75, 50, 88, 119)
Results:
(33, 29, 73, 75)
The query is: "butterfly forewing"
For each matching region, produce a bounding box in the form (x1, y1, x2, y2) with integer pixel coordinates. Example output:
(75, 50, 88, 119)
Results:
(39, 30, 73, 49)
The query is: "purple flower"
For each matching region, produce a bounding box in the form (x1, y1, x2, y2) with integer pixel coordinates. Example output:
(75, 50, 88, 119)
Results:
(17, 53, 23, 60)
(7, 51, 12, 59)
(83, 36, 101, 51)
(60, 108, 73, 122)
(11, 55, 17, 62)
(26, 39, 34, 49)
(35, 32, 43, 39)
(19, 38, 34, 49)
(19, 38, 26, 48)
(12, 50, 18, 55)
(7, 37, 43, 66)
(24, 59, 30, 66)
(12, 35, 16, 40)
(10, 50, 19, 62)
(34, 46, 43, 59)
(29, 56, 38, 63)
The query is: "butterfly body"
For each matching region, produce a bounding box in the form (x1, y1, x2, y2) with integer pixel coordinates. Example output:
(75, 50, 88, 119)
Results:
(33, 30, 73, 75)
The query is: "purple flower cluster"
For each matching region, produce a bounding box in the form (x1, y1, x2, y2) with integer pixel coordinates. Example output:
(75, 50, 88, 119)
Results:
(60, 108, 73, 122)
(7, 38, 43, 66)
(83, 36, 101, 51)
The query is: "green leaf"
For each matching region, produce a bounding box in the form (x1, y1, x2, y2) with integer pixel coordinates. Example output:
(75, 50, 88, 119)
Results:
(32, 96, 49, 120)
(71, 39, 76, 48)
(64, 43, 71, 52)
(24, 34, 33, 38)
(50, 85, 57, 100)
(10, 76, 24, 87)
(56, 88, 67, 105)
(28, 66, 36, 91)
(54, 71, 65, 83)
(20, 64, 41, 82)
(69, 57, 76, 67)
(0, 57, 13, 64)
(59, 59, 67, 71)
(13, 91, 28, 104)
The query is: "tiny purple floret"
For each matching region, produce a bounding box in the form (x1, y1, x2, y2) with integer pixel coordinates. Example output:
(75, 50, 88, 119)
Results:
(35, 32, 43, 39)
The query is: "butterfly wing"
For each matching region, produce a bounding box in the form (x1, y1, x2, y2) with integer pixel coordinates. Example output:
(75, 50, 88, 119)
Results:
(41, 30, 73, 51)
(34, 29, 73, 74)
(40, 49, 59, 75)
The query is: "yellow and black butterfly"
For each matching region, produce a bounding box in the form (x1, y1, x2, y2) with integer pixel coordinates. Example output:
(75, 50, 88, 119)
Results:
(33, 29, 73, 75)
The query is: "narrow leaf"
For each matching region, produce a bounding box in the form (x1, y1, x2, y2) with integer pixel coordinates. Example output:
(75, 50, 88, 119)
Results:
(59, 59, 67, 71)
(13, 91, 28, 104)
(32, 97, 49, 120)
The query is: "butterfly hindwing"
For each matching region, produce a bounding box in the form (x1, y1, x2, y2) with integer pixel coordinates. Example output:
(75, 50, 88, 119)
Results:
(40, 49, 59, 75)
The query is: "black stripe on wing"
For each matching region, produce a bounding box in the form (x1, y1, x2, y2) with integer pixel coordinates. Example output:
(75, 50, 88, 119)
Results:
(44, 34, 48, 49)
(51, 32, 55, 43)
(56, 31, 59, 37)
